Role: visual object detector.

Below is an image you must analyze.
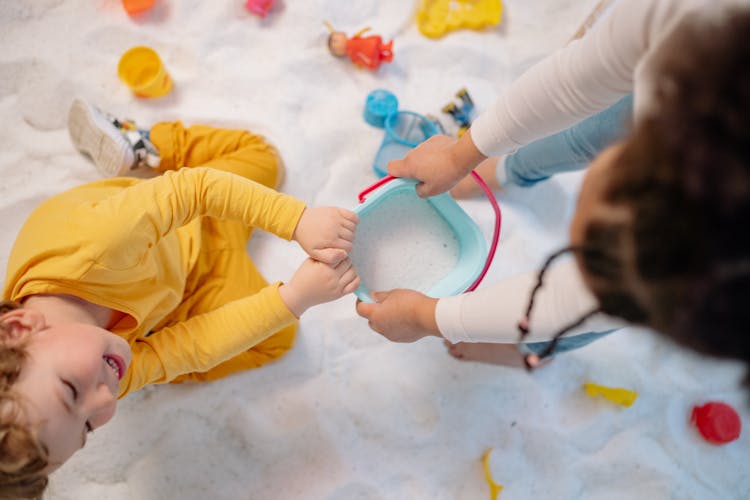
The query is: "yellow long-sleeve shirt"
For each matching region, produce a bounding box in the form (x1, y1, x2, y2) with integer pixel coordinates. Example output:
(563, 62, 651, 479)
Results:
(3, 167, 306, 396)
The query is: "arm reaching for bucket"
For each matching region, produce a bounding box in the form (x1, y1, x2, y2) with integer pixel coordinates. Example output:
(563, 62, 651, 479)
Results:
(357, 261, 622, 344)
(387, 131, 486, 198)
(356, 289, 442, 342)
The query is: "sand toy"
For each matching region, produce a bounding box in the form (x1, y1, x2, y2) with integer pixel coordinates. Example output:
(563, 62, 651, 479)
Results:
(117, 46, 173, 98)
(417, 0, 502, 39)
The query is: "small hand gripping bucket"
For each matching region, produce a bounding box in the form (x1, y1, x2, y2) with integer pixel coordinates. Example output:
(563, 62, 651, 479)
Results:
(372, 111, 440, 178)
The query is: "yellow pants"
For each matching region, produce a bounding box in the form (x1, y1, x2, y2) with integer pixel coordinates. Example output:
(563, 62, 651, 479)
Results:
(149, 121, 297, 383)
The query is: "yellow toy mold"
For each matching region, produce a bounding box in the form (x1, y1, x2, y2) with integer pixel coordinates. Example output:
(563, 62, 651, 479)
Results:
(416, 0, 503, 39)
(482, 449, 504, 499)
(583, 382, 639, 407)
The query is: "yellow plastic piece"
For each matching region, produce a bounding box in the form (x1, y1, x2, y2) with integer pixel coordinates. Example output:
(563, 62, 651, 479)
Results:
(482, 449, 503, 500)
(583, 382, 638, 407)
(117, 46, 173, 98)
(416, 0, 503, 39)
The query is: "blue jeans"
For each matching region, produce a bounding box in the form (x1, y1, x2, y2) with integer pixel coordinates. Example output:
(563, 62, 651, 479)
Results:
(502, 95, 634, 187)
(524, 329, 620, 356)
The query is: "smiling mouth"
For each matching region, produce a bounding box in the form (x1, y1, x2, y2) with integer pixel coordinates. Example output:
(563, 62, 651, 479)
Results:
(103, 354, 125, 380)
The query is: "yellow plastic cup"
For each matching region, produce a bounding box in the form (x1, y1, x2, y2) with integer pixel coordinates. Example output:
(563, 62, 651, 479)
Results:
(117, 46, 173, 98)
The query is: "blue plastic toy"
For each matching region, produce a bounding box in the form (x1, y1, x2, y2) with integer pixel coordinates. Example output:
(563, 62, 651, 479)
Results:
(372, 110, 440, 178)
(363, 90, 441, 178)
(364, 89, 399, 127)
(442, 87, 475, 137)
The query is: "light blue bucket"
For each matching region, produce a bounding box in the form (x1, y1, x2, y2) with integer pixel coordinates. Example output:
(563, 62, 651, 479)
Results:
(351, 177, 489, 303)
(372, 111, 439, 178)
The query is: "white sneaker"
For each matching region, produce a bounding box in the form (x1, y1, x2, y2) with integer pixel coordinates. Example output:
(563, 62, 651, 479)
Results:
(68, 99, 160, 177)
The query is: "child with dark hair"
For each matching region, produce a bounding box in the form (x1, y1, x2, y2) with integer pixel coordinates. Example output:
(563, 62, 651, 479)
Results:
(0, 100, 360, 498)
(581, 15, 750, 368)
(357, 0, 750, 377)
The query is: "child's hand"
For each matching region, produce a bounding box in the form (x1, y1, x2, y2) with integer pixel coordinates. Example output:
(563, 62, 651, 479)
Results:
(279, 257, 360, 318)
(293, 207, 359, 266)
(387, 135, 465, 197)
(388, 132, 486, 198)
(355, 289, 441, 343)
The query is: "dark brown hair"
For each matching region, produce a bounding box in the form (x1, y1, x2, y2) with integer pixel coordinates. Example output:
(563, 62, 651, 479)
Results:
(580, 9, 750, 379)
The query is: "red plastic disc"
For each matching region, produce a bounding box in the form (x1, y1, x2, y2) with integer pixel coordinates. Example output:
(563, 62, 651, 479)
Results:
(690, 401, 742, 444)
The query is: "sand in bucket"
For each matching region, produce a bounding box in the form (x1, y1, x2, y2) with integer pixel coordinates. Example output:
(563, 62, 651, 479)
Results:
(350, 190, 459, 293)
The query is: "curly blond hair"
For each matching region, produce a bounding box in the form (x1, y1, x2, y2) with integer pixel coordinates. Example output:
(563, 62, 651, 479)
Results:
(0, 300, 49, 500)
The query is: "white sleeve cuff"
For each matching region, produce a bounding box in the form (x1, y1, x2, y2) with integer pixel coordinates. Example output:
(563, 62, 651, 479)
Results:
(435, 293, 474, 344)
(470, 107, 515, 158)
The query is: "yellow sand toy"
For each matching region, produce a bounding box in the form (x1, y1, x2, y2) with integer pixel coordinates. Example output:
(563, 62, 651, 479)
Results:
(583, 382, 639, 407)
(482, 449, 504, 499)
(416, 0, 503, 39)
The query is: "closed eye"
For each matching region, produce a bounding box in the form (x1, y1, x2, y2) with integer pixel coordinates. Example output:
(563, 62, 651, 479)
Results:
(62, 379, 78, 401)
(62, 379, 92, 443)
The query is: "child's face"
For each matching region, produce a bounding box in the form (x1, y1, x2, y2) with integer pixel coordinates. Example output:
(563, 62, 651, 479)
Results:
(13, 322, 132, 470)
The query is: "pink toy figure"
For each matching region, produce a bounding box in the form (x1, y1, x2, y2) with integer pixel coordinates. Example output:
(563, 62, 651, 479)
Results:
(245, 0, 274, 18)
(324, 22, 394, 71)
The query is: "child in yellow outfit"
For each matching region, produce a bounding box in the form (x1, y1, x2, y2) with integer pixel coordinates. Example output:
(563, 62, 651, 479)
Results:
(0, 99, 359, 499)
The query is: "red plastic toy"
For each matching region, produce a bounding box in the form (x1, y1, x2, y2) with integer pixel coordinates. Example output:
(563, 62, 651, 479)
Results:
(324, 22, 394, 71)
(245, 0, 274, 18)
(690, 401, 742, 444)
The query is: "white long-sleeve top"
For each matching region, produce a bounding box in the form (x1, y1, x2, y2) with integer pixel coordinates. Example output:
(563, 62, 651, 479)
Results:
(437, 259, 628, 344)
(437, 0, 746, 344)
(471, 0, 735, 158)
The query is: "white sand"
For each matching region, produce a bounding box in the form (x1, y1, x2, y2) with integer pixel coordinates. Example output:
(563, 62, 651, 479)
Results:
(350, 189, 460, 294)
(1, 1, 748, 499)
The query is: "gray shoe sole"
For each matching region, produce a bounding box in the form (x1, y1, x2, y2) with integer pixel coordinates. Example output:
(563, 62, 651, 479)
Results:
(68, 99, 134, 177)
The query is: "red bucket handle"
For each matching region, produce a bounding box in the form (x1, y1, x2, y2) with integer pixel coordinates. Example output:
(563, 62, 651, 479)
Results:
(358, 175, 397, 203)
(357, 172, 501, 292)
